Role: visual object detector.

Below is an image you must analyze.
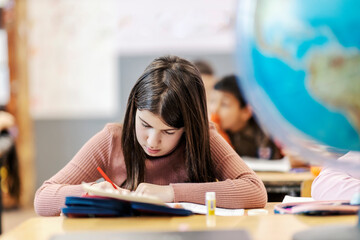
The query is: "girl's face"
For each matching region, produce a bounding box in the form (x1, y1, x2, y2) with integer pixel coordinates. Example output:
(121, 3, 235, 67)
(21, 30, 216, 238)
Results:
(212, 91, 252, 132)
(135, 109, 184, 157)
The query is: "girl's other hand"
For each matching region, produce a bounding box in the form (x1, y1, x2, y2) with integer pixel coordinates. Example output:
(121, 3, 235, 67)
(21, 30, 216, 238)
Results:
(135, 183, 174, 203)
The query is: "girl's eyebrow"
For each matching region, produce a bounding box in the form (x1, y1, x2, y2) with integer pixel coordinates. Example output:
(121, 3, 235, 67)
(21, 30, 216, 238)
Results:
(138, 116, 177, 131)
(138, 116, 150, 126)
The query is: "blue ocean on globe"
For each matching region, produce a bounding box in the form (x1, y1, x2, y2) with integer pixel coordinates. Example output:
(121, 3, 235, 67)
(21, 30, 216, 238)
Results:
(236, 0, 360, 164)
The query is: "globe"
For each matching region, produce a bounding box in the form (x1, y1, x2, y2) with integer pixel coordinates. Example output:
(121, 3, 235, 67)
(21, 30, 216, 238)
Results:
(236, 0, 360, 172)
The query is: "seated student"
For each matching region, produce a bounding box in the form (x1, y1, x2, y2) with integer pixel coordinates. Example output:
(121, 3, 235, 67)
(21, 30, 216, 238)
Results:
(210, 75, 282, 160)
(0, 111, 15, 156)
(0, 110, 15, 132)
(0, 110, 20, 207)
(311, 151, 360, 201)
(193, 60, 217, 116)
(0, 111, 15, 159)
(34, 56, 267, 216)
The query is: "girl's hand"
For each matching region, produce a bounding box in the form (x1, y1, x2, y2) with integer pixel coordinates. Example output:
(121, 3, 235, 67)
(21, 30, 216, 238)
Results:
(135, 183, 174, 203)
(91, 181, 130, 194)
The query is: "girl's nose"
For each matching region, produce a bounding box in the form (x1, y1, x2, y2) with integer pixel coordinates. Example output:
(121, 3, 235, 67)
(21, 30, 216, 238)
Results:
(147, 130, 161, 148)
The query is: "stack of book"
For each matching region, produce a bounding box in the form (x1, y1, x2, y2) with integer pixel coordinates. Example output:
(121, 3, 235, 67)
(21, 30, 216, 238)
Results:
(62, 183, 193, 218)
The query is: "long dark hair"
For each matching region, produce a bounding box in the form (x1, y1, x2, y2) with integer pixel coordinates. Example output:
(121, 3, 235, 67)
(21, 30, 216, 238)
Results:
(121, 56, 216, 190)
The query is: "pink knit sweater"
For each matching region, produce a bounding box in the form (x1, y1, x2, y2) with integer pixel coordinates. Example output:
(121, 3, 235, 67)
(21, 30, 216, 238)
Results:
(311, 151, 360, 201)
(34, 123, 267, 216)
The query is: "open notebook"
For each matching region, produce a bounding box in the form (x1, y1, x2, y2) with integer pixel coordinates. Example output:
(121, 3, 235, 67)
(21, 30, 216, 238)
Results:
(167, 202, 244, 216)
(62, 183, 192, 217)
(61, 183, 244, 217)
(82, 182, 166, 206)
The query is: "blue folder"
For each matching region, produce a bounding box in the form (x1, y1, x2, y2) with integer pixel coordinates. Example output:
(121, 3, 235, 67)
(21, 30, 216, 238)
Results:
(62, 206, 123, 218)
(62, 196, 132, 217)
(131, 202, 193, 216)
(62, 196, 193, 218)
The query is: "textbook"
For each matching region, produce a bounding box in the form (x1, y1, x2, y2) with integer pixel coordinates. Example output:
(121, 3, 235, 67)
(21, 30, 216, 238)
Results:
(62, 183, 193, 217)
(242, 156, 291, 172)
(274, 199, 359, 215)
(282, 195, 314, 204)
(82, 182, 166, 206)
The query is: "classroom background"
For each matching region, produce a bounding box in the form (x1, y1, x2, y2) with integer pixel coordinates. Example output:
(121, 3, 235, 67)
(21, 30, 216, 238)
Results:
(0, 0, 334, 236)
(0, 0, 358, 239)
(0, 0, 240, 230)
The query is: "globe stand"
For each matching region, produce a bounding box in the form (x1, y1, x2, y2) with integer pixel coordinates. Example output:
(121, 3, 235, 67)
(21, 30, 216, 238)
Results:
(292, 210, 360, 240)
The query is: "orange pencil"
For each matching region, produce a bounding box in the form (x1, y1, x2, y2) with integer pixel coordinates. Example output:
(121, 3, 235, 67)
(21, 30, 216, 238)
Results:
(96, 166, 118, 190)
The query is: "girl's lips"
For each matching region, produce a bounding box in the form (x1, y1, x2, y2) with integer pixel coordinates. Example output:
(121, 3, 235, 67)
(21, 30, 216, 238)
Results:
(147, 147, 160, 154)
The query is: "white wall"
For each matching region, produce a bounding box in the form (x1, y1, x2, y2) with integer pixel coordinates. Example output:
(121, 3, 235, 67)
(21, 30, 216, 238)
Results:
(26, 0, 239, 188)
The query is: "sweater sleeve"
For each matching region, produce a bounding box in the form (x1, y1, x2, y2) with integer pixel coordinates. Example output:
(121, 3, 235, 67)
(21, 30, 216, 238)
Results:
(34, 124, 115, 216)
(171, 128, 267, 209)
(311, 152, 360, 201)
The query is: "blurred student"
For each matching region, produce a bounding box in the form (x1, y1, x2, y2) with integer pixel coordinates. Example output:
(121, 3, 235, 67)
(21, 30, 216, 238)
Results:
(0, 110, 15, 155)
(0, 110, 20, 207)
(0, 110, 15, 131)
(193, 60, 217, 115)
(211, 75, 282, 159)
(1, 73, 21, 207)
(311, 151, 360, 201)
(0, 111, 15, 159)
(34, 56, 267, 216)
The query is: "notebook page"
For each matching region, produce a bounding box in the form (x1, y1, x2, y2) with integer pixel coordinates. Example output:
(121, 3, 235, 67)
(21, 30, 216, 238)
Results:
(166, 202, 244, 216)
(282, 195, 315, 203)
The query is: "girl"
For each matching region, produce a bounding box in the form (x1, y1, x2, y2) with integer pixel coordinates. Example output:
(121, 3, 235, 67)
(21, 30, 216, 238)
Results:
(311, 151, 360, 201)
(210, 75, 282, 159)
(34, 56, 267, 216)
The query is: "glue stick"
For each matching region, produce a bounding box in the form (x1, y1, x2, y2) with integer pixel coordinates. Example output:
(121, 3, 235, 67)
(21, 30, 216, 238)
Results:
(206, 192, 216, 216)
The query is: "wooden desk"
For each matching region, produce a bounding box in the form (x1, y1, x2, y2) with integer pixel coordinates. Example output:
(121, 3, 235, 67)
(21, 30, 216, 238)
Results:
(256, 171, 315, 198)
(256, 171, 314, 185)
(1, 203, 358, 240)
